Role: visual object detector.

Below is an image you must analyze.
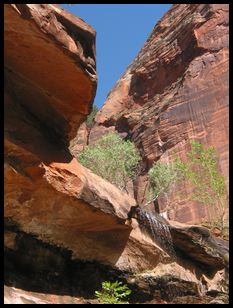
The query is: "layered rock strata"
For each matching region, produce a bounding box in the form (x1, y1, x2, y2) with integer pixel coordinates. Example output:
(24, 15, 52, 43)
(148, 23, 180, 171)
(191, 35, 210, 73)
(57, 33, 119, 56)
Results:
(4, 4, 229, 304)
(4, 3, 133, 271)
(5, 222, 228, 303)
(4, 3, 167, 274)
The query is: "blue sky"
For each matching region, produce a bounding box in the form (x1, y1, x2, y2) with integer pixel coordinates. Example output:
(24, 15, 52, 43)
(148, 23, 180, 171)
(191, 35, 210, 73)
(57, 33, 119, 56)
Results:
(62, 4, 172, 109)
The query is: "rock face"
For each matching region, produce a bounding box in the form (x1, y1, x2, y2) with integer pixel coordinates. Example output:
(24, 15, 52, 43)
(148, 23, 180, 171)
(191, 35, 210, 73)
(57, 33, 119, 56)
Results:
(5, 3, 158, 273)
(129, 208, 229, 274)
(4, 4, 229, 304)
(4, 221, 229, 304)
(4, 224, 228, 304)
(4, 286, 94, 304)
(4, 3, 170, 277)
(89, 4, 229, 224)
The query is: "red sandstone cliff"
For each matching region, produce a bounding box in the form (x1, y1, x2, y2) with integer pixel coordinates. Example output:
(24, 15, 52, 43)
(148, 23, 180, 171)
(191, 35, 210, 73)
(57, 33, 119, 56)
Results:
(4, 3, 130, 269)
(89, 4, 229, 224)
(4, 3, 172, 273)
(4, 4, 229, 304)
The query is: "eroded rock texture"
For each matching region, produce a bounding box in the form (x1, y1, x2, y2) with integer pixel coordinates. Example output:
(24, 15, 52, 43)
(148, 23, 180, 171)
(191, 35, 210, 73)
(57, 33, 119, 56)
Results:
(89, 4, 229, 224)
(5, 4, 229, 304)
(4, 224, 229, 304)
(4, 3, 167, 276)
(5, 3, 131, 271)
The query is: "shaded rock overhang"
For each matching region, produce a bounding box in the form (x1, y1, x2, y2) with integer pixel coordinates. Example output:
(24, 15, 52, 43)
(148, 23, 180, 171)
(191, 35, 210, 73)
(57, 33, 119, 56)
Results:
(4, 4, 136, 267)
(4, 3, 97, 155)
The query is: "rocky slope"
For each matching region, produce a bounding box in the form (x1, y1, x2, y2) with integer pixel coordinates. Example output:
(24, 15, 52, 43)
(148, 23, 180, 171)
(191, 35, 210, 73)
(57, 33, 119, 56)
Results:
(89, 4, 229, 224)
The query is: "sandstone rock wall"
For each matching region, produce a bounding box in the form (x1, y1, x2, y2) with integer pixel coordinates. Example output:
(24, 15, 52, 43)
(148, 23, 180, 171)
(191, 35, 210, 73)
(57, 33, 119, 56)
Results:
(4, 4, 229, 304)
(89, 4, 229, 224)
(4, 4, 170, 273)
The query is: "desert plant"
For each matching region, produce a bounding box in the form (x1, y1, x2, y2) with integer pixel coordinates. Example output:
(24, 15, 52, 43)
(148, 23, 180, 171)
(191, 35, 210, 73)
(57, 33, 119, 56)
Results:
(143, 161, 179, 209)
(174, 140, 228, 233)
(148, 161, 179, 199)
(143, 141, 228, 236)
(78, 132, 141, 192)
(95, 281, 132, 304)
(86, 104, 99, 128)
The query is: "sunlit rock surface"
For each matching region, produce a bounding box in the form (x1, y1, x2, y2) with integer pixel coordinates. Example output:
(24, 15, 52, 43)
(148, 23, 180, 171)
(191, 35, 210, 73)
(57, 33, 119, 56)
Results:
(5, 3, 153, 271)
(4, 4, 229, 304)
(89, 4, 229, 224)
(4, 3, 171, 280)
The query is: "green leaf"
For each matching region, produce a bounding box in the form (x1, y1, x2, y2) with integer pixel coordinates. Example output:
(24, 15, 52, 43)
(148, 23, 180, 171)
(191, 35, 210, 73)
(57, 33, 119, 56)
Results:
(95, 281, 131, 304)
(145, 140, 228, 234)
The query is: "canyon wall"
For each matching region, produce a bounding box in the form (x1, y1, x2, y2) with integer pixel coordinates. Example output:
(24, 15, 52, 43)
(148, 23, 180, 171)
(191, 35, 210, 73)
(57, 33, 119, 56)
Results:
(4, 3, 130, 270)
(89, 4, 229, 224)
(4, 3, 172, 275)
(4, 4, 229, 304)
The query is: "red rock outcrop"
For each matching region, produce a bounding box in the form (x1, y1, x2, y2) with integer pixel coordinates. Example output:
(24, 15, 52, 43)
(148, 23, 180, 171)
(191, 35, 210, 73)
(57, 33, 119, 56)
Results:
(89, 4, 229, 224)
(4, 3, 169, 275)
(4, 4, 134, 272)
(4, 224, 228, 304)
(4, 286, 92, 304)
(4, 4, 229, 304)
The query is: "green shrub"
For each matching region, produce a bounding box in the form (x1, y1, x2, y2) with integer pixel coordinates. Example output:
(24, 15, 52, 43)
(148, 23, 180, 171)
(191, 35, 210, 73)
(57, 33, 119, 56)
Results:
(147, 161, 178, 202)
(95, 281, 132, 304)
(174, 140, 228, 233)
(78, 133, 141, 192)
(144, 141, 228, 236)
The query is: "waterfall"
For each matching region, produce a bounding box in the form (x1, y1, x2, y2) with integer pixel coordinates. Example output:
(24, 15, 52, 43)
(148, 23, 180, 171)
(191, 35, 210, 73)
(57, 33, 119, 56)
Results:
(137, 209, 177, 260)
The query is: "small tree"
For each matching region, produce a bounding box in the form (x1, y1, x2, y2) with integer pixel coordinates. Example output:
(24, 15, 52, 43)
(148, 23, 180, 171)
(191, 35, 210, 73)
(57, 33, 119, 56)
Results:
(86, 105, 99, 128)
(144, 161, 178, 209)
(174, 140, 228, 233)
(78, 133, 141, 192)
(95, 281, 132, 304)
(144, 141, 228, 236)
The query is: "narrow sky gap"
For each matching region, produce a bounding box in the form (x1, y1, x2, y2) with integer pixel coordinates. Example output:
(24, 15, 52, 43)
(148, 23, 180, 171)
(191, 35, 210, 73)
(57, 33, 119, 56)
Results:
(61, 4, 172, 108)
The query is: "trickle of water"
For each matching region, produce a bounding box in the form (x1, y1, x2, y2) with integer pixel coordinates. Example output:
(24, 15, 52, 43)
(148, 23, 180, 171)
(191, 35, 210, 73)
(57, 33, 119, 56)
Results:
(137, 209, 177, 260)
